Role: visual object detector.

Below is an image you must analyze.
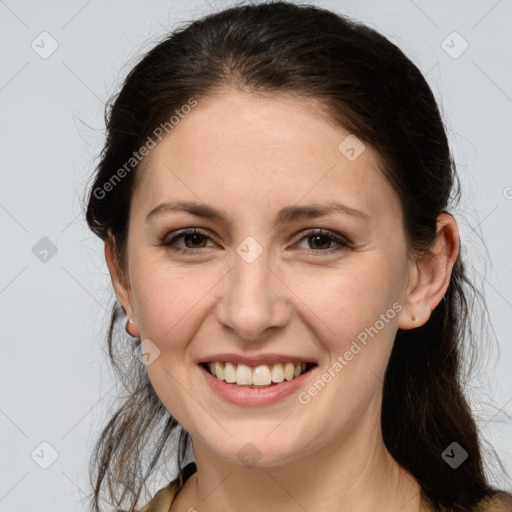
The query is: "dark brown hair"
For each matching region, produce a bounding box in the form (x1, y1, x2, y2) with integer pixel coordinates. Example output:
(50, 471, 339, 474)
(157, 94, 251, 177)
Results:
(84, 2, 511, 511)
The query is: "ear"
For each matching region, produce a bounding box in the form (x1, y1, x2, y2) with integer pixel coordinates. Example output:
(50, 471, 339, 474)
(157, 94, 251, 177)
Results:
(104, 231, 141, 338)
(397, 213, 460, 330)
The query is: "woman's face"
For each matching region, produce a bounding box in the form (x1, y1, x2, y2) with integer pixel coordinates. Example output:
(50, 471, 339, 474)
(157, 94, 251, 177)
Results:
(113, 90, 417, 466)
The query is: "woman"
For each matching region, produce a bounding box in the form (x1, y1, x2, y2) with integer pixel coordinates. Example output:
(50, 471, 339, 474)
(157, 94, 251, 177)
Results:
(85, 2, 512, 511)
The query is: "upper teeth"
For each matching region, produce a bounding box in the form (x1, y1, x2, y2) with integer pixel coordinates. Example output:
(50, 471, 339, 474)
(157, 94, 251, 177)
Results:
(207, 362, 308, 386)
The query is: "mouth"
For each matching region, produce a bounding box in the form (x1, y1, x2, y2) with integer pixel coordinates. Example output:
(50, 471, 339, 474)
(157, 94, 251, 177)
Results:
(199, 361, 317, 388)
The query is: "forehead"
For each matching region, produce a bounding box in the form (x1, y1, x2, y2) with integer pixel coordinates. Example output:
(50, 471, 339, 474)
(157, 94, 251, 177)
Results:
(132, 90, 401, 224)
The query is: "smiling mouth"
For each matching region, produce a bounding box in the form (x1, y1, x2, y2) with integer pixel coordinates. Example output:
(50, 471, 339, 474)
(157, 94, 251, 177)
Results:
(200, 361, 317, 388)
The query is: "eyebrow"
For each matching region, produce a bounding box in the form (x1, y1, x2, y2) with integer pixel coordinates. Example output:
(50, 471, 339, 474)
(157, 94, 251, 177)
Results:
(145, 200, 370, 227)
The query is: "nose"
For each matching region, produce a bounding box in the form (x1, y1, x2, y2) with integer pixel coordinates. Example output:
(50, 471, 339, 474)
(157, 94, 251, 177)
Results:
(215, 250, 290, 342)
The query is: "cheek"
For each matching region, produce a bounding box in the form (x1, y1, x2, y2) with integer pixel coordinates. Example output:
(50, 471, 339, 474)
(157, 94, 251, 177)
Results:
(131, 265, 214, 349)
(297, 270, 399, 425)
(130, 266, 212, 425)
(295, 263, 397, 341)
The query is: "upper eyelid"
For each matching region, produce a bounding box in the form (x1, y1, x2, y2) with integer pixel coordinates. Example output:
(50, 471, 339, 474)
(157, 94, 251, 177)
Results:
(166, 228, 216, 244)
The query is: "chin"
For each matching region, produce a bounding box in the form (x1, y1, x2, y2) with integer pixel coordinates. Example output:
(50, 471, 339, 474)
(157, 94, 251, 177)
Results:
(199, 432, 316, 469)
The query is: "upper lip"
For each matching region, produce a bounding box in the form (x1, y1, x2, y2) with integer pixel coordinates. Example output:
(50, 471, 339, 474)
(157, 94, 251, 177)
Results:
(196, 353, 317, 367)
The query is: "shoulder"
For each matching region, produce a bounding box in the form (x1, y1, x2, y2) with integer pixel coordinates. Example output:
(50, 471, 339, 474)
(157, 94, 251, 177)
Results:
(137, 479, 181, 512)
(134, 462, 197, 512)
(421, 490, 512, 512)
(473, 491, 512, 512)
(132, 479, 512, 512)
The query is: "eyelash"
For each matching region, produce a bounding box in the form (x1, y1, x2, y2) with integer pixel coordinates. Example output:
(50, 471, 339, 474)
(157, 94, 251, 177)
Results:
(161, 228, 352, 255)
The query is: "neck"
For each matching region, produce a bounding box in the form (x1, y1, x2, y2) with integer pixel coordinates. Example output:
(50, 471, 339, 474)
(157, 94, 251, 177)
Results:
(178, 396, 422, 512)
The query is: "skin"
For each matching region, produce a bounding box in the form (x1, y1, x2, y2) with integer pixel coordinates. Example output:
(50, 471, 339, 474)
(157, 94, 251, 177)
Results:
(105, 90, 460, 512)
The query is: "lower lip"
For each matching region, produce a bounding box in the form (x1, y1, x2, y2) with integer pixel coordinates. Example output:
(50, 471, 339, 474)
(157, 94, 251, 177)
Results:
(199, 364, 316, 406)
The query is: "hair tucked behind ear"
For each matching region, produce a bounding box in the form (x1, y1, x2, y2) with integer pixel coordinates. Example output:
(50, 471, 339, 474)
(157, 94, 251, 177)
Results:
(84, 2, 511, 511)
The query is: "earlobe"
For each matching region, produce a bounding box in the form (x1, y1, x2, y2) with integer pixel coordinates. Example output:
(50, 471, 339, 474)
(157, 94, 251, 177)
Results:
(114, 297, 141, 340)
(398, 213, 459, 330)
(104, 232, 140, 337)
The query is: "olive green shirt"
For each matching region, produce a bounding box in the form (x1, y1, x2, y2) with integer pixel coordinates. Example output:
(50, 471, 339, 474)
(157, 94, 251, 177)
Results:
(137, 463, 512, 512)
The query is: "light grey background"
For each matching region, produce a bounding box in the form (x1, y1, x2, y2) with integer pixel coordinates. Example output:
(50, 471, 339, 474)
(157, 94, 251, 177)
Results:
(1, 0, 511, 510)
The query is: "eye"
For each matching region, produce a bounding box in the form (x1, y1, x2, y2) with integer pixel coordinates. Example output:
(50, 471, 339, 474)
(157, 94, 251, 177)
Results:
(161, 228, 352, 255)
(161, 228, 216, 253)
(294, 229, 352, 254)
